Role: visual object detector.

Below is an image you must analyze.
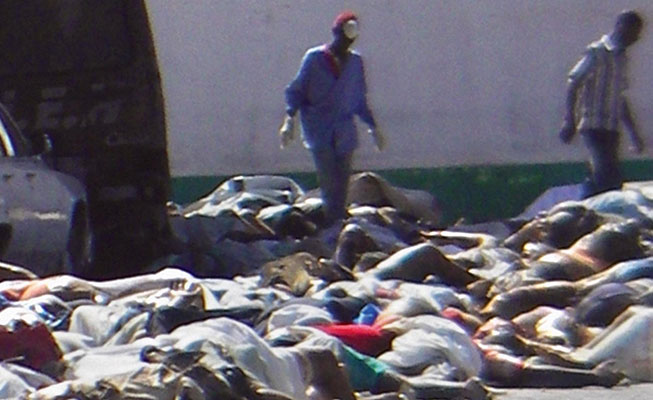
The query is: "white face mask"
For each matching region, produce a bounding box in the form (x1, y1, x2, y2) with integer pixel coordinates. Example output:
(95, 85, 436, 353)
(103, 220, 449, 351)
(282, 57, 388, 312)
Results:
(342, 19, 359, 40)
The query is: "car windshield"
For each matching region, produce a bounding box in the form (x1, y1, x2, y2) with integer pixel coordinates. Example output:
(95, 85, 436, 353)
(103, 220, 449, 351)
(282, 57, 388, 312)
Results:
(0, 104, 33, 157)
(0, 121, 14, 157)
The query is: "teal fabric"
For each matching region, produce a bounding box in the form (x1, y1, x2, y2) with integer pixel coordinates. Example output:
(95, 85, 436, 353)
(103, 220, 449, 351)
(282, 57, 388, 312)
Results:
(340, 344, 389, 391)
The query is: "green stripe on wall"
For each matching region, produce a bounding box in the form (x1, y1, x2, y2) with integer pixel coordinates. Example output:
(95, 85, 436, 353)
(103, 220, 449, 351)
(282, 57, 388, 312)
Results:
(171, 160, 653, 225)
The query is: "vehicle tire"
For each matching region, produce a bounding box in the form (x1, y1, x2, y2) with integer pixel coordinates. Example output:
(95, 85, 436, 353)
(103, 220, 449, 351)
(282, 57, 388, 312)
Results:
(65, 201, 95, 276)
(0, 223, 11, 257)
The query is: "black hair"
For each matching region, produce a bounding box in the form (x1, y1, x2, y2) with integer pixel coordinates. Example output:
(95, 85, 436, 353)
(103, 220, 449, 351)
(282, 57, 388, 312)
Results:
(617, 10, 644, 30)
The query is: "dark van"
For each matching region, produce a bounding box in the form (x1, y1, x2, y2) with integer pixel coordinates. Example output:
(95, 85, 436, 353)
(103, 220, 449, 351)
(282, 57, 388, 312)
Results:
(0, 0, 171, 278)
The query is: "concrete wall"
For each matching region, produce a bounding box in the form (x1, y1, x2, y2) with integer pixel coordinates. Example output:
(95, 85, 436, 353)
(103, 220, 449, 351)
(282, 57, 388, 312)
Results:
(146, 1, 653, 177)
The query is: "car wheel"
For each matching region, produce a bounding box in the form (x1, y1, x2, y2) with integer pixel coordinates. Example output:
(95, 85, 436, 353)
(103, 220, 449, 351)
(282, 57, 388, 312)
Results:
(0, 223, 11, 257)
(65, 201, 94, 276)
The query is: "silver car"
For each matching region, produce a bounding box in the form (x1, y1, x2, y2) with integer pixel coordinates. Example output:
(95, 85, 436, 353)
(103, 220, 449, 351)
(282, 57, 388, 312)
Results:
(0, 104, 92, 277)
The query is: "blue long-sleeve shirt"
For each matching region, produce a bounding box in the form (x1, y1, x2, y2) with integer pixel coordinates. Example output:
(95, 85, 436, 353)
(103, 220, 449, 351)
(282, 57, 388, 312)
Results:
(285, 44, 376, 155)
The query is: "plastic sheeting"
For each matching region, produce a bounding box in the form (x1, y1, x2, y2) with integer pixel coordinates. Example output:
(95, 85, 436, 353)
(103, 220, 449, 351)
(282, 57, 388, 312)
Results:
(2, 177, 653, 399)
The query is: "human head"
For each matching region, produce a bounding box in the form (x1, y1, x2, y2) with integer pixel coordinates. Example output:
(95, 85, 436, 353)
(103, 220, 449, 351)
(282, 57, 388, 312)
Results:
(332, 10, 359, 45)
(613, 10, 644, 48)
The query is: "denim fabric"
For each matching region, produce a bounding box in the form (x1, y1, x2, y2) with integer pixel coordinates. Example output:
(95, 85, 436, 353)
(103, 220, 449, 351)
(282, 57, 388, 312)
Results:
(581, 128, 622, 198)
(311, 147, 353, 223)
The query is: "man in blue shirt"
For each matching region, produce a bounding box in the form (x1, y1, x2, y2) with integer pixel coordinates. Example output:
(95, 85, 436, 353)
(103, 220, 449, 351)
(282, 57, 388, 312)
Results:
(280, 10, 385, 225)
(559, 10, 645, 198)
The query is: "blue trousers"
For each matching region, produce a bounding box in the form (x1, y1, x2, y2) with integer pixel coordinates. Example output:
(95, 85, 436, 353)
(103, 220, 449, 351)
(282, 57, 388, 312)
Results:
(311, 147, 353, 224)
(580, 128, 622, 198)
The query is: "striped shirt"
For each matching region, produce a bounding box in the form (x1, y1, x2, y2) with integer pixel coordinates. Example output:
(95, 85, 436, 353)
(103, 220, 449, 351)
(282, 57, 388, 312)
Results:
(569, 35, 628, 131)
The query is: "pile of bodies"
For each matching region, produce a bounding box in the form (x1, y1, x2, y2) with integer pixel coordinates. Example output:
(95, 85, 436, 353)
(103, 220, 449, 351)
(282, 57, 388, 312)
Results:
(2, 172, 653, 399)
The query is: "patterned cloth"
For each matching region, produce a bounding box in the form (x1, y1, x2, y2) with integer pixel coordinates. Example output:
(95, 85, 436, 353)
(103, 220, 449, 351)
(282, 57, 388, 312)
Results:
(568, 35, 628, 132)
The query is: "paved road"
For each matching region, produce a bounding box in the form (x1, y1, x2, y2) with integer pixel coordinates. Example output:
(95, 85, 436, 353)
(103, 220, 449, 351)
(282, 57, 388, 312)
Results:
(495, 383, 653, 400)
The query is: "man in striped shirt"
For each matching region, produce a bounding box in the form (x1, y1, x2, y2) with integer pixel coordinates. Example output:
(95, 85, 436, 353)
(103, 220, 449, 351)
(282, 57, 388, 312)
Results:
(559, 10, 645, 198)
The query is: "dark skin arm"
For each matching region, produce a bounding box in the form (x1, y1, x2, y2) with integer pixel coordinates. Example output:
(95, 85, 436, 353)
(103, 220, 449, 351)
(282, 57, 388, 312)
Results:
(559, 77, 583, 143)
(559, 49, 595, 144)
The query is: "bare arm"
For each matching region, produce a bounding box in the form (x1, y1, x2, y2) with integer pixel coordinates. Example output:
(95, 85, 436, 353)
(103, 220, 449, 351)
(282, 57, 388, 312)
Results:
(563, 78, 583, 124)
(559, 50, 594, 143)
(559, 78, 583, 143)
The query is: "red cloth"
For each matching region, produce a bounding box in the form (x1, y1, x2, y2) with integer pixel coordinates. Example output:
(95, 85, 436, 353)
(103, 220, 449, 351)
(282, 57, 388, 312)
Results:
(323, 47, 341, 78)
(315, 323, 395, 356)
(332, 10, 358, 30)
(0, 323, 62, 371)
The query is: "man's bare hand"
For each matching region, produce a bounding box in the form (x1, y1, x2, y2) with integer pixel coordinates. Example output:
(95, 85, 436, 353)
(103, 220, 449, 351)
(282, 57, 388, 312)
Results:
(559, 119, 576, 144)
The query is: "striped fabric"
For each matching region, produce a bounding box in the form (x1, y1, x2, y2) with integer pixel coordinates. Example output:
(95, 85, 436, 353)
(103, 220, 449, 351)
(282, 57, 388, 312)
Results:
(569, 35, 628, 131)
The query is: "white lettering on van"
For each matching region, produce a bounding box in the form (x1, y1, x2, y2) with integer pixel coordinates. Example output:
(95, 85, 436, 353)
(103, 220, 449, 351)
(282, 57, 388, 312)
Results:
(34, 100, 122, 131)
(34, 102, 64, 130)
(4, 87, 123, 131)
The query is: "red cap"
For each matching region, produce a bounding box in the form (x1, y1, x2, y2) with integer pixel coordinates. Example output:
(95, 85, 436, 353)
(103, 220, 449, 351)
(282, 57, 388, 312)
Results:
(332, 10, 358, 30)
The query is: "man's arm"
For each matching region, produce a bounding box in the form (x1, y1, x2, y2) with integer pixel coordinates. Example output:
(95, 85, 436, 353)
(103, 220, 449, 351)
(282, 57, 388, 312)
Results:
(621, 99, 644, 154)
(354, 60, 386, 151)
(285, 51, 313, 117)
(559, 50, 594, 143)
(280, 50, 314, 148)
(353, 60, 375, 125)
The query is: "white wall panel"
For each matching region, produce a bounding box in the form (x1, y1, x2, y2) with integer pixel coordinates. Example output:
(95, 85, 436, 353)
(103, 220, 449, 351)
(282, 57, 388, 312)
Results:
(146, 1, 653, 176)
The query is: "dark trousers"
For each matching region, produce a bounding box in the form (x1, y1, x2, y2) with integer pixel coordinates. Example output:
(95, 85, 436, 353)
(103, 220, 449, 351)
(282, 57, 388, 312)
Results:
(311, 147, 353, 224)
(580, 128, 622, 198)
